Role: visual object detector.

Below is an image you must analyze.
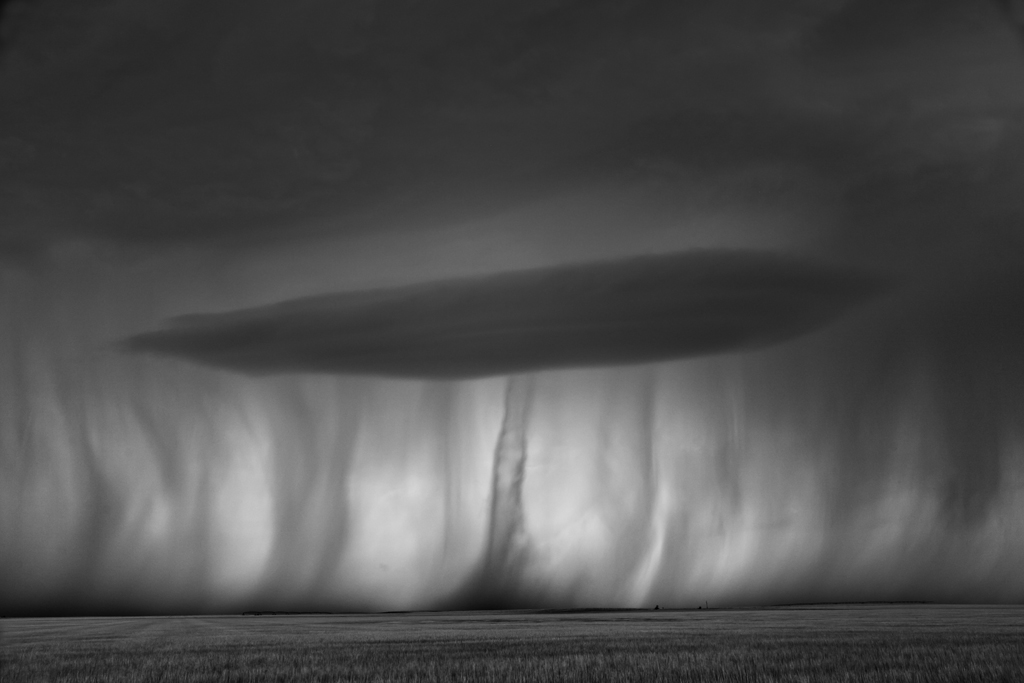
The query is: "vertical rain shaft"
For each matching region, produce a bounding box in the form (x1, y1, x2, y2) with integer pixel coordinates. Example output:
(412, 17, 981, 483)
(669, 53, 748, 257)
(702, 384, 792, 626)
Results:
(4, 263, 1024, 614)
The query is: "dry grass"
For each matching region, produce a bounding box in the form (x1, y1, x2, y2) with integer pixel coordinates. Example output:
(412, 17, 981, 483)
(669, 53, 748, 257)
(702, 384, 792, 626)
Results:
(2, 605, 1022, 682)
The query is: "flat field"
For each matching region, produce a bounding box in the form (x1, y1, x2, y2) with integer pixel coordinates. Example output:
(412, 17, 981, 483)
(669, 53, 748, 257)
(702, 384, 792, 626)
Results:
(2, 605, 1022, 682)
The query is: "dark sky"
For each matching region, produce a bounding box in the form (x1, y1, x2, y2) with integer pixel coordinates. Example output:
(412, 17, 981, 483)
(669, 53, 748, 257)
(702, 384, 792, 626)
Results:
(2, 0, 1022, 272)
(2, 0, 1024, 616)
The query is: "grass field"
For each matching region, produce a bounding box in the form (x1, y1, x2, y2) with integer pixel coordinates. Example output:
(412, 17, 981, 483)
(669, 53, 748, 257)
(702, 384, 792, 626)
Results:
(2, 605, 1022, 682)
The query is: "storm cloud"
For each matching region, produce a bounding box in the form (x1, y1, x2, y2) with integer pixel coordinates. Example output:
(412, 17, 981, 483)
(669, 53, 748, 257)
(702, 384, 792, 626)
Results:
(4, 0, 1024, 616)
(126, 250, 883, 378)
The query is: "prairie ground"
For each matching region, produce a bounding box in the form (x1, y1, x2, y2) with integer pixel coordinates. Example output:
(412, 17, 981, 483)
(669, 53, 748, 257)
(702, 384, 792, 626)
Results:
(2, 604, 1021, 682)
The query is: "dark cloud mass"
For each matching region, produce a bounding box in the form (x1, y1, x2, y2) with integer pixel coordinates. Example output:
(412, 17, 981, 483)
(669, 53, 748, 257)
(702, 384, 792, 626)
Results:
(126, 251, 883, 378)
(0, 0, 1019, 264)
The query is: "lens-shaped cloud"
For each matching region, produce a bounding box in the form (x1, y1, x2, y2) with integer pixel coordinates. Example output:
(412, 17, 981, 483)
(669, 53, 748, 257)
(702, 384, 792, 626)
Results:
(125, 250, 886, 378)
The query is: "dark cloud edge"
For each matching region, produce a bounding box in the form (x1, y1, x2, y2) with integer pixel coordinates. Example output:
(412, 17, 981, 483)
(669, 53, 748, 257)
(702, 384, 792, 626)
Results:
(124, 249, 893, 379)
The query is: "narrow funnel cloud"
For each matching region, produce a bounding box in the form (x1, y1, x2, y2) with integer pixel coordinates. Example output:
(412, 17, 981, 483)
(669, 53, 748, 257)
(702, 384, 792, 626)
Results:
(125, 249, 884, 379)
(472, 374, 535, 608)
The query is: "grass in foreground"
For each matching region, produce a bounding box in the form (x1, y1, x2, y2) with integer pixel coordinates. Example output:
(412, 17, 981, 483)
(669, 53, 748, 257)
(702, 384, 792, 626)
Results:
(2, 605, 1022, 682)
